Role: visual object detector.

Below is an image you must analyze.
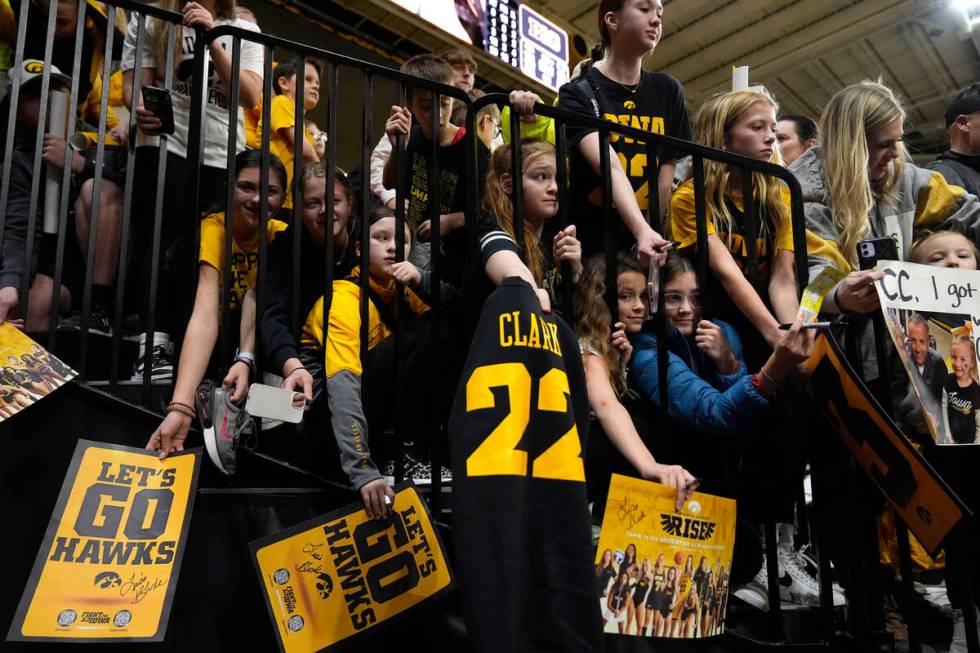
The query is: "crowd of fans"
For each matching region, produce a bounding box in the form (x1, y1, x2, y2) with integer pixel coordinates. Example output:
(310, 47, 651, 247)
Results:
(6, 0, 980, 649)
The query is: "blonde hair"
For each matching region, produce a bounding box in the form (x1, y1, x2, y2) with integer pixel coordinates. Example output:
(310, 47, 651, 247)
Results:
(819, 80, 908, 269)
(686, 88, 787, 250)
(908, 230, 980, 267)
(146, 0, 236, 77)
(950, 335, 979, 383)
(482, 138, 555, 284)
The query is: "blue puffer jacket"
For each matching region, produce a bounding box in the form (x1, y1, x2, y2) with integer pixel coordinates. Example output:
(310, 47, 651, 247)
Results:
(628, 320, 770, 437)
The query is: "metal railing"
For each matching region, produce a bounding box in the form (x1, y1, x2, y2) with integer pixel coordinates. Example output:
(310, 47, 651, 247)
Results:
(2, 3, 974, 651)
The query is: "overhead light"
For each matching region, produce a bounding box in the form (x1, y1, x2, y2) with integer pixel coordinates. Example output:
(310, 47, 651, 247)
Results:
(953, 0, 980, 30)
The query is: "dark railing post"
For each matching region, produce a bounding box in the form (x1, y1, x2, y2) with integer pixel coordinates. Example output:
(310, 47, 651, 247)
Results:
(76, 7, 117, 380)
(741, 171, 760, 290)
(599, 131, 616, 326)
(358, 72, 373, 407)
(691, 155, 710, 319)
(18, 0, 58, 329)
(508, 101, 525, 262)
(428, 88, 443, 509)
(219, 36, 242, 372)
(47, 0, 88, 352)
(554, 118, 574, 318)
(391, 82, 407, 484)
(895, 518, 923, 653)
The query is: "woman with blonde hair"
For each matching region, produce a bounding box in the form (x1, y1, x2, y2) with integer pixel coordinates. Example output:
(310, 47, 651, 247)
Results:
(796, 80, 980, 380)
(669, 87, 800, 357)
(628, 557, 653, 635)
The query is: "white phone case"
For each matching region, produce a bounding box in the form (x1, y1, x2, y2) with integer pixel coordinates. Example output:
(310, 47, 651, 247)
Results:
(245, 383, 305, 424)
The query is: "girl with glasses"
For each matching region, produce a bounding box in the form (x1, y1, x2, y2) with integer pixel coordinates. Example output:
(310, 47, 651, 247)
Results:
(629, 252, 810, 438)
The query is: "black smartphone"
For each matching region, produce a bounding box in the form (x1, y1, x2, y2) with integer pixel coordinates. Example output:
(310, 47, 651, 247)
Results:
(857, 236, 898, 270)
(141, 85, 175, 135)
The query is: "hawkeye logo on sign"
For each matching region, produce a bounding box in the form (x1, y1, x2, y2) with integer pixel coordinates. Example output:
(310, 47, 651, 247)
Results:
(7, 441, 201, 643)
(252, 484, 454, 653)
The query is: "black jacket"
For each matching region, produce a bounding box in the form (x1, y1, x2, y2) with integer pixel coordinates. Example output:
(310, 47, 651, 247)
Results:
(0, 148, 35, 291)
(927, 150, 980, 199)
(259, 225, 349, 374)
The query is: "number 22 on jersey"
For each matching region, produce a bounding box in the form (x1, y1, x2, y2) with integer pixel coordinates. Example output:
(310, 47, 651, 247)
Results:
(464, 362, 585, 482)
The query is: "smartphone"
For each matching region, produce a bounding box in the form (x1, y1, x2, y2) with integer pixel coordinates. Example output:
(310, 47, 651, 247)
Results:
(857, 236, 898, 271)
(646, 260, 659, 317)
(245, 383, 305, 424)
(140, 85, 175, 135)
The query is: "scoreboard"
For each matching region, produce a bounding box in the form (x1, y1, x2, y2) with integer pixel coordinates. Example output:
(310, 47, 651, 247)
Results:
(389, 0, 569, 91)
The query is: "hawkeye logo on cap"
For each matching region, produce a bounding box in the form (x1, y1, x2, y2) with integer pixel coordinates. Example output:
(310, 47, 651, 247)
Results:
(25, 61, 44, 74)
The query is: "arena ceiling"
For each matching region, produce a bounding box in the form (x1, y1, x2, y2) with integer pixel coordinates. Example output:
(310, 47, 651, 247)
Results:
(534, 0, 980, 157)
(268, 0, 980, 157)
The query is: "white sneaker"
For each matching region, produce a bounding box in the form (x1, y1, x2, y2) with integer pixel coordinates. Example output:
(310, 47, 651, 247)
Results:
(777, 544, 823, 607)
(733, 582, 769, 610)
(950, 607, 980, 653)
(795, 545, 847, 607)
(951, 608, 967, 653)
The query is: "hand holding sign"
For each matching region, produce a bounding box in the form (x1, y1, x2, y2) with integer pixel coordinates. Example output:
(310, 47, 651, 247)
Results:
(8, 441, 200, 642)
(837, 269, 885, 314)
(251, 484, 453, 653)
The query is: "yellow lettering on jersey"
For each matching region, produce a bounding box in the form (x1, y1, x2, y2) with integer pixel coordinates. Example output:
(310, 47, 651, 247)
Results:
(549, 323, 563, 357)
(466, 363, 531, 477)
(532, 368, 585, 481)
(527, 313, 541, 349)
(499, 312, 513, 347)
(512, 311, 527, 346)
(464, 364, 584, 482)
(540, 317, 553, 353)
(499, 312, 563, 357)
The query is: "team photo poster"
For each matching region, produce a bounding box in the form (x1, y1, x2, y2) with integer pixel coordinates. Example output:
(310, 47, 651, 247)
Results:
(875, 261, 980, 445)
(7, 441, 201, 642)
(595, 474, 736, 639)
(0, 322, 75, 422)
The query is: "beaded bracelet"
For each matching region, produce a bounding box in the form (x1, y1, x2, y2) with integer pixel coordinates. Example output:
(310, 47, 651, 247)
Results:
(167, 401, 196, 418)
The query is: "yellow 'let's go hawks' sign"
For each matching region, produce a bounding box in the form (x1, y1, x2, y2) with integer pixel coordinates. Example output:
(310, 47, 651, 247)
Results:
(251, 483, 453, 653)
(7, 440, 200, 642)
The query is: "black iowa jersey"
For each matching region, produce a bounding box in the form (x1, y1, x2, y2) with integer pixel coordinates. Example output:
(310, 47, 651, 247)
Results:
(559, 66, 691, 257)
(449, 277, 600, 652)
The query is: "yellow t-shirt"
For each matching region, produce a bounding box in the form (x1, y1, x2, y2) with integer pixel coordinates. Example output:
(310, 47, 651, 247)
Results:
(243, 97, 262, 150)
(300, 270, 430, 379)
(198, 212, 287, 311)
(669, 179, 794, 280)
(259, 93, 315, 208)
